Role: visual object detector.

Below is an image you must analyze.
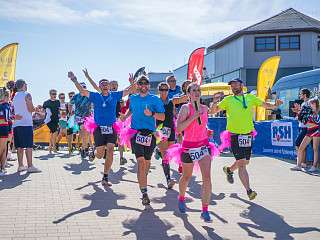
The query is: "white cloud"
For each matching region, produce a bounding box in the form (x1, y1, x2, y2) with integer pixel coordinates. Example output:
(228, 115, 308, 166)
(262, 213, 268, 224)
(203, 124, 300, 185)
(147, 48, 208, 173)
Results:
(0, 0, 318, 43)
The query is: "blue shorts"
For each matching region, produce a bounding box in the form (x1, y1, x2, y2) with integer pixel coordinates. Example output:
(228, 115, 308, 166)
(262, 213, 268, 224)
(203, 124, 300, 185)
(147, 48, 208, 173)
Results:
(14, 126, 33, 148)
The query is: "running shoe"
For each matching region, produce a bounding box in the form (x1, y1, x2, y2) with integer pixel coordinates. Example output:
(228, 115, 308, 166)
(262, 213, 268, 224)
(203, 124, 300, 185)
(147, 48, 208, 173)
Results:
(178, 201, 186, 213)
(290, 165, 302, 171)
(201, 211, 212, 222)
(223, 166, 234, 184)
(27, 166, 42, 173)
(89, 151, 95, 161)
(154, 148, 161, 160)
(308, 166, 318, 173)
(17, 166, 28, 172)
(102, 178, 112, 187)
(167, 179, 175, 190)
(247, 190, 257, 200)
(142, 193, 150, 206)
(0, 169, 6, 176)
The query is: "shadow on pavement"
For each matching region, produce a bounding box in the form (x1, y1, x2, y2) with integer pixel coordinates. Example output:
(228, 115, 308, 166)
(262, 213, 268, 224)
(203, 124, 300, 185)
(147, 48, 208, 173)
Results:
(230, 193, 320, 239)
(202, 226, 229, 240)
(63, 158, 96, 175)
(0, 172, 31, 191)
(122, 209, 181, 240)
(53, 181, 141, 224)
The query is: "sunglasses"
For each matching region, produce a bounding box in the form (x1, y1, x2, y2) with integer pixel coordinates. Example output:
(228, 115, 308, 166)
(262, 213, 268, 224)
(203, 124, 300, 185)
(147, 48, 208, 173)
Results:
(159, 89, 169, 92)
(59, 97, 65, 99)
(191, 89, 201, 93)
(168, 80, 176, 83)
(138, 82, 149, 86)
(51, 93, 57, 96)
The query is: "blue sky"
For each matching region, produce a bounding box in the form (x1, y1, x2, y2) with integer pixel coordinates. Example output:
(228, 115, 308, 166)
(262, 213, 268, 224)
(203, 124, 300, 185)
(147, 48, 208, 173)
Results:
(0, 0, 319, 104)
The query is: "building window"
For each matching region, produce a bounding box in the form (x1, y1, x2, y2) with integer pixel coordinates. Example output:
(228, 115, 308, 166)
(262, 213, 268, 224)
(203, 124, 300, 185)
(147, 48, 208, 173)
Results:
(255, 37, 276, 52)
(279, 35, 300, 50)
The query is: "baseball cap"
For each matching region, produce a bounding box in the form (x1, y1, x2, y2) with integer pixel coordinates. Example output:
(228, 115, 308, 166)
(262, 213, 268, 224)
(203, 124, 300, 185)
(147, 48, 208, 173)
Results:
(228, 78, 243, 85)
(137, 75, 150, 84)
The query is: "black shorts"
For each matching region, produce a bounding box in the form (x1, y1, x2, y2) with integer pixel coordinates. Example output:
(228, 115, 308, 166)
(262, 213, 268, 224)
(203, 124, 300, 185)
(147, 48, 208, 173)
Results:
(0, 126, 9, 138)
(93, 125, 117, 147)
(230, 134, 252, 160)
(14, 126, 33, 148)
(131, 130, 156, 160)
(182, 146, 211, 163)
(295, 127, 307, 147)
(47, 121, 59, 133)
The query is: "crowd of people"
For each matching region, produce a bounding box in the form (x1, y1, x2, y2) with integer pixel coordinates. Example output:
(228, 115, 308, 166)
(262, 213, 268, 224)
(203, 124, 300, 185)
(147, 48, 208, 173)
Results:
(1, 69, 318, 223)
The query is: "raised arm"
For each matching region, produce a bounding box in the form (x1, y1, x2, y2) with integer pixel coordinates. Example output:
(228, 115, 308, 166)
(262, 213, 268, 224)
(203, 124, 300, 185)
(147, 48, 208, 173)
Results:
(172, 94, 188, 105)
(122, 73, 137, 97)
(208, 102, 222, 115)
(82, 68, 100, 92)
(68, 71, 89, 97)
(261, 99, 283, 110)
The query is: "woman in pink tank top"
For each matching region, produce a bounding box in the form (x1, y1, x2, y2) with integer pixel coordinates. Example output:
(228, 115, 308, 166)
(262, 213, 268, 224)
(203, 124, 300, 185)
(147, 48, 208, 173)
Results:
(175, 82, 215, 222)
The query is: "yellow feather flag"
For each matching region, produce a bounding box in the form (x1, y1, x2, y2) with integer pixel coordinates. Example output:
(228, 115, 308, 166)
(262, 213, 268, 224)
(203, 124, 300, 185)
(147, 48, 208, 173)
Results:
(256, 56, 281, 121)
(0, 43, 19, 87)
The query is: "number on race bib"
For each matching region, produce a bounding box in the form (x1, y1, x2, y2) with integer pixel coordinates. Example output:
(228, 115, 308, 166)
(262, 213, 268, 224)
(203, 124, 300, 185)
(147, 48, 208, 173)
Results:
(188, 146, 210, 162)
(135, 134, 152, 147)
(100, 126, 113, 135)
(238, 135, 252, 147)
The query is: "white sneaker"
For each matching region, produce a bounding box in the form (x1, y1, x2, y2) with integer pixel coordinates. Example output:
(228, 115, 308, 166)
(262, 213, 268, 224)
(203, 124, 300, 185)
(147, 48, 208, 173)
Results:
(0, 169, 6, 176)
(17, 166, 28, 172)
(290, 165, 302, 171)
(308, 166, 318, 173)
(27, 166, 41, 173)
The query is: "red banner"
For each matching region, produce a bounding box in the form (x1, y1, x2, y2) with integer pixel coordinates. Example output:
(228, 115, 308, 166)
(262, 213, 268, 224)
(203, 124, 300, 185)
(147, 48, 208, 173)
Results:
(187, 47, 205, 85)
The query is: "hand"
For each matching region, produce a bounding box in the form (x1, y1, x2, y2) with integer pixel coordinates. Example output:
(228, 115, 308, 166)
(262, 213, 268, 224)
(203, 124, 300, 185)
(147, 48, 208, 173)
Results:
(144, 106, 153, 117)
(128, 73, 134, 84)
(68, 71, 76, 81)
(82, 68, 90, 78)
(192, 110, 201, 120)
(275, 99, 283, 106)
(15, 114, 23, 120)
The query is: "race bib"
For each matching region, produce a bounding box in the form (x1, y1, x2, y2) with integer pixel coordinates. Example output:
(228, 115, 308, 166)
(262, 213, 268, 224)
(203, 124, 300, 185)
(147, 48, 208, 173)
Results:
(188, 146, 210, 162)
(75, 116, 83, 123)
(238, 135, 252, 147)
(100, 126, 113, 135)
(161, 127, 172, 138)
(135, 134, 152, 147)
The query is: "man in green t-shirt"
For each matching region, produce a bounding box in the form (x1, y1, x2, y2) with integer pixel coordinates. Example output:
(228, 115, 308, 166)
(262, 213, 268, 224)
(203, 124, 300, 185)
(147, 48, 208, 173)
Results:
(212, 78, 282, 200)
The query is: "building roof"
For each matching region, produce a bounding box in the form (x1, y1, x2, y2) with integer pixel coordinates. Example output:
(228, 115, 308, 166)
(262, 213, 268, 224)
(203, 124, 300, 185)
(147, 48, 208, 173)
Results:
(208, 8, 320, 52)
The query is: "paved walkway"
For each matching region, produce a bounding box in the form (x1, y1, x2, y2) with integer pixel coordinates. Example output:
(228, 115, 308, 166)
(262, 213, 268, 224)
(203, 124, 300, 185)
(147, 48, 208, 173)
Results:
(0, 150, 320, 240)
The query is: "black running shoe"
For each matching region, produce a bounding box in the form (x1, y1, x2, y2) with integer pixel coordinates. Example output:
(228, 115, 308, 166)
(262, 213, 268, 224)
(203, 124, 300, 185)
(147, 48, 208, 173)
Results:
(223, 166, 234, 184)
(142, 193, 150, 206)
(80, 150, 86, 159)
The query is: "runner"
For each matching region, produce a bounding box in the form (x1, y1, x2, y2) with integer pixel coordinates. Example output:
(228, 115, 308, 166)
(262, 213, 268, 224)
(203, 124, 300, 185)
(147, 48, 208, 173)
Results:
(56, 93, 68, 149)
(13, 79, 40, 173)
(43, 89, 60, 154)
(176, 82, 217, 222)
(0, 89, 10, 175)
(66, 91, 76, 154)
(166, 75, 182, 99)
(156, 82, 176, 189)
(69, 83, 92, 158)
(68, 71, 136, 186)
(211, 78, 282, 200)
(123, 75, 165, 206)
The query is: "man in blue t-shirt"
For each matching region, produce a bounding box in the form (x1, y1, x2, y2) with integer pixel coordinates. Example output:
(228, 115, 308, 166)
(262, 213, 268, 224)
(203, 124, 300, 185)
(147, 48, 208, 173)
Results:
(166, 75, 182, 99)
(124, 75, 165, 206)
(68, 71, 136, 187)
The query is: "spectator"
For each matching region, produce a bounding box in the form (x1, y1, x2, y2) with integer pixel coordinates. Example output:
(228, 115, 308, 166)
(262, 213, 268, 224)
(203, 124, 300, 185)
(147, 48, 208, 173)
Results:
(43, 89, 60, 154)
(13, 79, 40, 173)
(57, 93, 68, 147)
(291, 88, 311, 170)
(166, 75, 182, 99)
(270, 92, 282, 120)
(0, 89, 10, 175)
(295, 97, 320, 172)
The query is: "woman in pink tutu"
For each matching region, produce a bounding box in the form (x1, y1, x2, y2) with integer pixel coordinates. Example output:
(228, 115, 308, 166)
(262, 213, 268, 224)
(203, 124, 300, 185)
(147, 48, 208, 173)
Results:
(175, 82, 218, 222)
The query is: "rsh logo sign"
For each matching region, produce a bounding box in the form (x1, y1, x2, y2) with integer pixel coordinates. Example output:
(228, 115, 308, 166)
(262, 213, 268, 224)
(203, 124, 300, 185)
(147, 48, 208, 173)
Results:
(271, 122, 293, 146)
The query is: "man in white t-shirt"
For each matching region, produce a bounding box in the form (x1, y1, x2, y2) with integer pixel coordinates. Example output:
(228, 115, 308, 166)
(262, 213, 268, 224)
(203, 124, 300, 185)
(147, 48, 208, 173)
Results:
(13, 79, 41, 173)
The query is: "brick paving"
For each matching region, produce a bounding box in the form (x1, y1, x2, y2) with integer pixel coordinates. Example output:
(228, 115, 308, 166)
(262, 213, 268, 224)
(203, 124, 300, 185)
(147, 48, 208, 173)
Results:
(0, 149, 320, 240)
